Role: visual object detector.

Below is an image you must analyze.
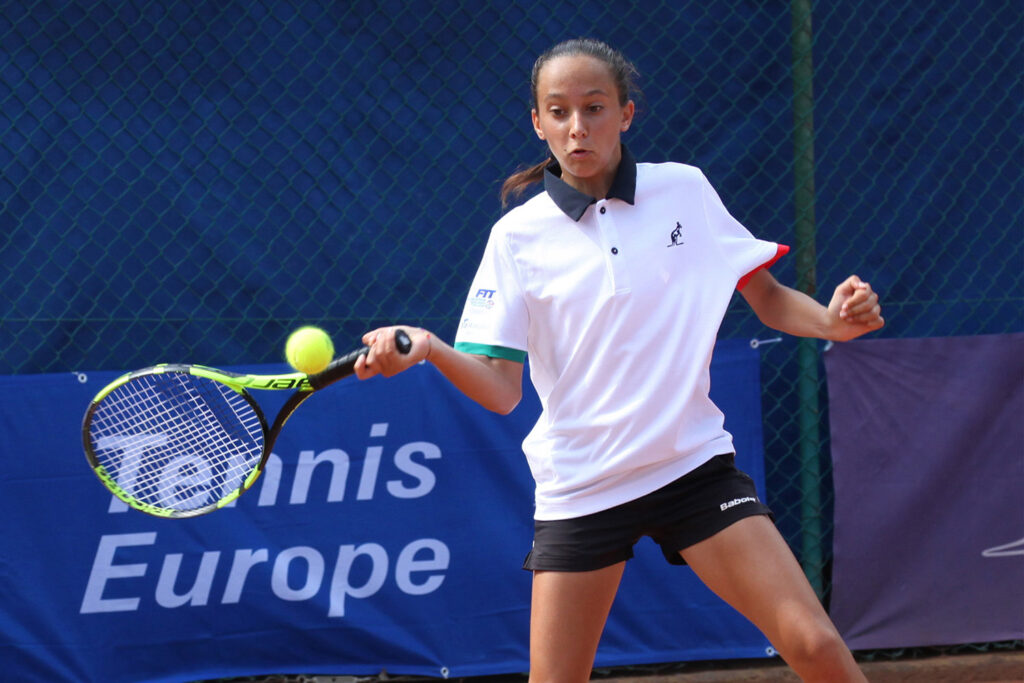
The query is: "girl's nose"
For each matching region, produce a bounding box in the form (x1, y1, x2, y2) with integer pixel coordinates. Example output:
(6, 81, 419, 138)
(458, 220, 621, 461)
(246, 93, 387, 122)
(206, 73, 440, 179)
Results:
(569, 112, 587, 138)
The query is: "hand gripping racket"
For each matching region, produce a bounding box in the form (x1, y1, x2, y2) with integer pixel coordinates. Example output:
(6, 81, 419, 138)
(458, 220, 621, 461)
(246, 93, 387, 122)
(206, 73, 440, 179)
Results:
(82, 329, 411, 518)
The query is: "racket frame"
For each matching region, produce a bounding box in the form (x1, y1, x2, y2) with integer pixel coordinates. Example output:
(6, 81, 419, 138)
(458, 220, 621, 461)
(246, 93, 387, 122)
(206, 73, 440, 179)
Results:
(82, 331, 410, 518)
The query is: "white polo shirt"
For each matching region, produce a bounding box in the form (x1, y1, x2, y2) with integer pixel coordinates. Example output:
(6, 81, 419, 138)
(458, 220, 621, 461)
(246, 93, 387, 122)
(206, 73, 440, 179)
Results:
(455, 148, 787, 520)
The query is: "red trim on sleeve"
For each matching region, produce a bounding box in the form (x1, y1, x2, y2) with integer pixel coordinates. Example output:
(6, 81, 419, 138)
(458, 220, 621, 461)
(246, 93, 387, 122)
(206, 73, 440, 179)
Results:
(737, 244, 790, 291)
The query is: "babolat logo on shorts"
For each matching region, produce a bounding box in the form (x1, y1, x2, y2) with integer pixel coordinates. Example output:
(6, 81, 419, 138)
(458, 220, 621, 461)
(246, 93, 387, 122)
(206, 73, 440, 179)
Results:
(720, 496, 758, 511)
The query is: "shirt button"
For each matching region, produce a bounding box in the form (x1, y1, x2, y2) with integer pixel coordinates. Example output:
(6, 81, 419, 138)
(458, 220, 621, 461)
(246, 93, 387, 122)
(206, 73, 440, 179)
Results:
(599, 207, 607, 214)
(611, 247, 619, 255)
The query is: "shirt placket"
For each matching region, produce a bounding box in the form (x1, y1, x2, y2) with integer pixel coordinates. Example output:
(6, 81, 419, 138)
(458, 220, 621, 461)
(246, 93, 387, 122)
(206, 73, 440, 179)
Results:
(595, 200, 631, 294)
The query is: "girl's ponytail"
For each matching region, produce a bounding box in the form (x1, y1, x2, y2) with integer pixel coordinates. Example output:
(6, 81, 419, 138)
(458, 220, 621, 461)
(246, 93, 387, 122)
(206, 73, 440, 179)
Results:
(500, 157, 551, 207)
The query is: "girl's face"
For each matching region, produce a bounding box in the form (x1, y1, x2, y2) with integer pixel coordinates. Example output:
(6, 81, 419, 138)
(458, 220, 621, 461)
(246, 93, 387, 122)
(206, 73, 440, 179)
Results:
(531, 55, 635, 199)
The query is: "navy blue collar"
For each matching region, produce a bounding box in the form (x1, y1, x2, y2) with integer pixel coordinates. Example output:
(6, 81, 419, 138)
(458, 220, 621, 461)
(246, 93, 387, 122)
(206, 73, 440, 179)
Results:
(543, 145, 637, 221)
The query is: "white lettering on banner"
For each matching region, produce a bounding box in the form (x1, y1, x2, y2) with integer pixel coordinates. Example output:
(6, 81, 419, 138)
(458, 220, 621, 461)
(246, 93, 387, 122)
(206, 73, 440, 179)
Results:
(81, 532, 156, 613)
(156, 551, 220, 607)
(106, 423, 441, 513)
(290, 449, 350, 504)
(102, 435, 167, 513)
(272, 547, 324, 601)
(387, 442, 440, 498)
(395, 539, 450, 595)
(327, 538, 449, 616)
(328, 543, 388, 617)
(79, 533, 450, 618)
(101, 434, 253, 513)
(222, 549, 269, 603)
(358, 447, 384, 500)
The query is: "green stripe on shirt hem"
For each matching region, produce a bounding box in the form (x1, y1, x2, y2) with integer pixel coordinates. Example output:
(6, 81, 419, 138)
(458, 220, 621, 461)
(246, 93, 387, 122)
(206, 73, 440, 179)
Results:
(453, 342, 527, 363)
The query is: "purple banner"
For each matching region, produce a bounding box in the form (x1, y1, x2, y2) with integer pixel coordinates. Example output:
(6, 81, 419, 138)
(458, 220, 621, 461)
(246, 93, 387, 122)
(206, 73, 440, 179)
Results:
(825, 334, 1024, 650)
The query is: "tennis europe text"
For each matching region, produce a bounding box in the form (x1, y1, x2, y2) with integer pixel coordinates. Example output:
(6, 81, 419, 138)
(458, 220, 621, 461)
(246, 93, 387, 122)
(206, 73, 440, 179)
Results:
(80, 422, 450, 619)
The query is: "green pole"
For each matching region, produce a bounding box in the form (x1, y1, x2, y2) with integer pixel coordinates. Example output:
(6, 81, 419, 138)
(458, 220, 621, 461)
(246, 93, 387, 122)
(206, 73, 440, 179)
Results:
(791, 0, 824, 600)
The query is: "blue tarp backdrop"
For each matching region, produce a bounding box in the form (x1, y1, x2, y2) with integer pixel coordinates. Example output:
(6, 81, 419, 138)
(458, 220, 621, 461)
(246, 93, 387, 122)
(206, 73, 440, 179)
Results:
(1, 339, 771, 683)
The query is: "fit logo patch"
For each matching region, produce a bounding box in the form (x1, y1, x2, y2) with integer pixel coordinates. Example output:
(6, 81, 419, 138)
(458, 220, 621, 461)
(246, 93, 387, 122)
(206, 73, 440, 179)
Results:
(470, 288, 496, 310)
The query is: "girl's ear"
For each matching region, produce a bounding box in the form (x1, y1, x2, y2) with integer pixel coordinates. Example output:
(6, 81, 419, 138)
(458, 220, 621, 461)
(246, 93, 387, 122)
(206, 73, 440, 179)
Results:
(532, 108, 545, 140)
(620, 100, 635, 132)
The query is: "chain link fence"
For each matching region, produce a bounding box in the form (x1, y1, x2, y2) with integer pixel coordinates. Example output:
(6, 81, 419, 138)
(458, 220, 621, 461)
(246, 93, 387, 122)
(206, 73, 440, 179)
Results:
(2, 0, 1021, 669)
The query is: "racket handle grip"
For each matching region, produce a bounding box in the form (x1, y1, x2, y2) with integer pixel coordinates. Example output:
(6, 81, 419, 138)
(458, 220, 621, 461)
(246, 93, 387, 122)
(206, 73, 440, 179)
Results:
(309, 329, 412, 390)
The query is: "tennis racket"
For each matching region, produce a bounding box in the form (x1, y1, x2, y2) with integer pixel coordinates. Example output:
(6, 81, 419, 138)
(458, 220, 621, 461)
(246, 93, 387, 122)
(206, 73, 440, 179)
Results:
(82, 329, 411, 518)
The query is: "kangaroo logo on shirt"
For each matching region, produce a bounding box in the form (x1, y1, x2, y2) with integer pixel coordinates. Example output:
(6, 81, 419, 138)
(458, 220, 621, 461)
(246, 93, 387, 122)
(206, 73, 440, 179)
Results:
(667, 222, 685, 247)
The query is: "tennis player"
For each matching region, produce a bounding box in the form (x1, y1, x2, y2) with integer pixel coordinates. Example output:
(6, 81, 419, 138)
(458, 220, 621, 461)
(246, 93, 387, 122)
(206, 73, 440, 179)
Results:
(356, 38, 881, 683)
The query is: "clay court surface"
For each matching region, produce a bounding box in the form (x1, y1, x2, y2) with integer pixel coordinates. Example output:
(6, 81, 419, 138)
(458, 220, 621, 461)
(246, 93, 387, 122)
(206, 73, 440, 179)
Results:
(229, 649, 1023, 683)
(596, 650, 1024, 682)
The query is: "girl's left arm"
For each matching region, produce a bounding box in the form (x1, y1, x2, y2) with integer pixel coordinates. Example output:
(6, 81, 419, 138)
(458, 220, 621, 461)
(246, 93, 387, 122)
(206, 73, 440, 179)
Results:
(740, 269, 884, 342)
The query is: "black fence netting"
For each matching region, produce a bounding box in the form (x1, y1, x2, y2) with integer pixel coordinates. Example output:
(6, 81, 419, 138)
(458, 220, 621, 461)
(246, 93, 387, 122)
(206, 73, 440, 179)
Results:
(1, 0, 1021, 674)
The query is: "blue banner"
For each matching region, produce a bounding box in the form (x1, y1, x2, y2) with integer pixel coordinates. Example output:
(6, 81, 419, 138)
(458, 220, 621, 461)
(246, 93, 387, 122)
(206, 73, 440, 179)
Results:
(0, 340, 771, 682)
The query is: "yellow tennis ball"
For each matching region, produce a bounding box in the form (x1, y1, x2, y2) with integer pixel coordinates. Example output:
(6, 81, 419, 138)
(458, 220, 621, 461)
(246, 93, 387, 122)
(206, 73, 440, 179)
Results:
(285, 326, 334, 374)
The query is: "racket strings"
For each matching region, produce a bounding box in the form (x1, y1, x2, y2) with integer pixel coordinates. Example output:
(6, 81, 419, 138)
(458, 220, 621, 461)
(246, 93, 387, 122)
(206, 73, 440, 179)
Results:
(88, 372, 265, 512)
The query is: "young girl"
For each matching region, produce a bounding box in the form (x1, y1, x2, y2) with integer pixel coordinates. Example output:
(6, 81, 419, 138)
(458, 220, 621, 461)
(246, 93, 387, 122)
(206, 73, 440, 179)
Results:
(355, 38, 881, 683)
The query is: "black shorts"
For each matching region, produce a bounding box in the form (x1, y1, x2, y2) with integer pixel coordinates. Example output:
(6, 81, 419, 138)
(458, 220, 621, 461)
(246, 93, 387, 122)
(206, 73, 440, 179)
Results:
(523, 454, 773, 572)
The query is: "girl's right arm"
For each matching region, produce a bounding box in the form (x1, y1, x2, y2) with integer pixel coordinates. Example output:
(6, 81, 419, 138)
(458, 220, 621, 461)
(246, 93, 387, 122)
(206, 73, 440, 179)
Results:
(354, 326, 524, 415)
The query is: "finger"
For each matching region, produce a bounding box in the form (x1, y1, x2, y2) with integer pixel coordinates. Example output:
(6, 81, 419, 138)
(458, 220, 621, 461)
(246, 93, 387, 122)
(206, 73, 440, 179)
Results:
(840, 282, 875, 317)
(841, 288, 867, 307)
(353, 352, 376, 380)
(363, 337, 381, 369)
(844, 289, 877, 314)
(834, 277, 860, 318)
(856, 290, 881, 315)
(839, 274, 864, 295)
(845, 304, 884, 327)
(853, 281, 873, 299)
(372, 328, 405, 372)
(854, 303, 884, 324)
(383, 327, 401, 354)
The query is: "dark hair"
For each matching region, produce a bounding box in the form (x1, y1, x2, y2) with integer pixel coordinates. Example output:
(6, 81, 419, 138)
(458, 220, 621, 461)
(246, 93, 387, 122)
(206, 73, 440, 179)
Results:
(499, 39, 640, 207)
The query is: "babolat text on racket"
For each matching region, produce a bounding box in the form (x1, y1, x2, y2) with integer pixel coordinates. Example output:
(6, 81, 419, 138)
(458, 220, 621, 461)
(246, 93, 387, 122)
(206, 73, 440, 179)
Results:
(81, 329, 411, 518)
